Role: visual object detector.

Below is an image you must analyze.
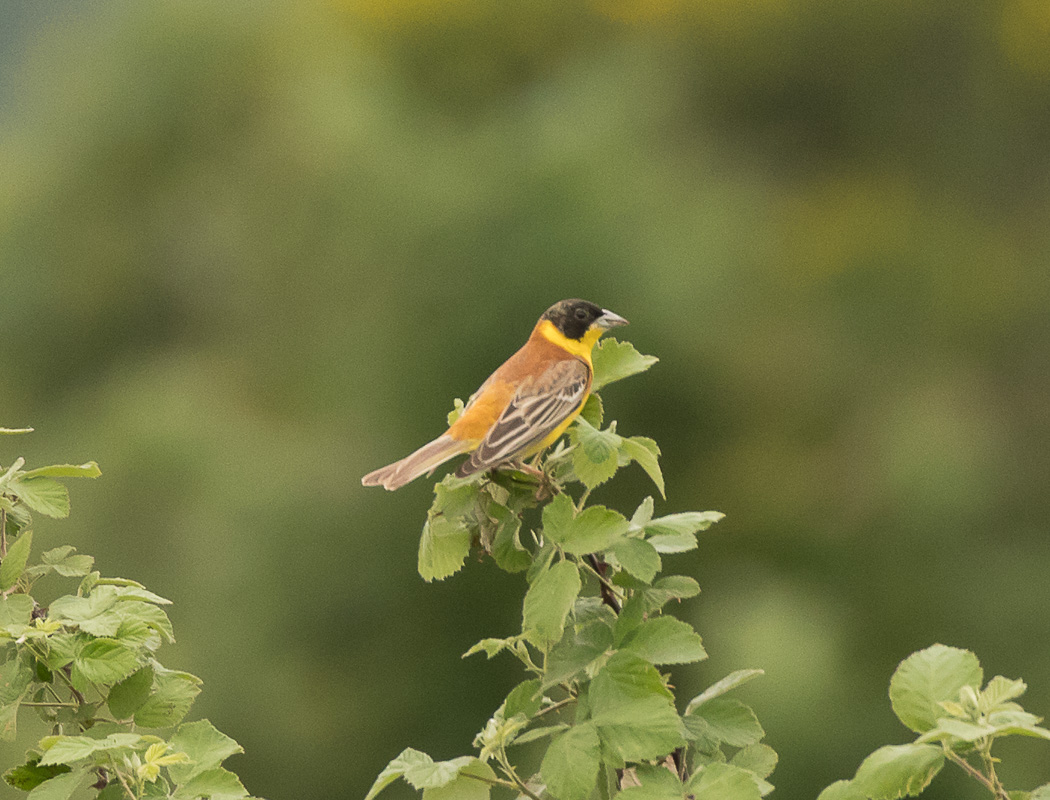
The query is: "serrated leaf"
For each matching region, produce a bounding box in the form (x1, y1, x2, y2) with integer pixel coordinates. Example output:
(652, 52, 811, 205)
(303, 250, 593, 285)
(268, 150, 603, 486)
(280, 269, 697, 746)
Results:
(591, 339, 658, 391)
(569, 418, 622, 489)
(617, 764, 684, 799)
(543, 621, 614, 689)
(591, 653, 685, 760)
(1031, 785, 1050, 800)
(851, 744, 945, 799)
(0, 594, 33, 631)
(643, 576, 701, 613)
(541, 723, 600, 800)
(422, 760, 496, 800)
(3, 758, 71, 792)
(0, 657, 33, 740)
(171, 767, 247, 800)
(20, 463, 101, 480)
(731, 744, 778, 780)
(403, 756, 475, 790)
(10, 478, 69, 519)
(463, 638, 516, 660)
(644, 512, 724, 553)
(579, 394, 604, 428)
(418, 515, 472, 583)
(522, 560, 581, 650)
(610, 537, 661, 583)
(134, 669, 202, 728)
(542, 494, 628, 555)
(816, 781, 866, 800)
(115, 602, 175, 644)
(38, 546, 95, 578)
(0, 531, 32, 591)
(688, 763, 763, 800)
(365, 749, 432, 800)
(504, 679, 543, 719)
(71, 639, 139, 690)
(511, 724, 569, 746)
(39, 734, 144, 766)
(621, 616, 707, 665)
(485, 500, 530, 573)
(620, 437, 665, 498)
(687, 699, 764, 747)
(981, 675, 1027, 710)
(25, 767, 88, 800)
(889, 645, 983, 733)
(108, 666, 155, 720)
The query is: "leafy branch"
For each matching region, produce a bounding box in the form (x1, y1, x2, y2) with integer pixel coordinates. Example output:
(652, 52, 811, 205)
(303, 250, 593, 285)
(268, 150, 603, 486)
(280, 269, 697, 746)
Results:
(0, 429, 263, 800)
(366, 338, 775, 800)
(818, 644, 1050, 800)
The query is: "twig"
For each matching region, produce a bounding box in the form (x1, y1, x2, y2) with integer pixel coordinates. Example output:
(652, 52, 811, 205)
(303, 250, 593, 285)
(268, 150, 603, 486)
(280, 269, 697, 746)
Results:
(533, 696, 576, 720)
(497, 745, 543, 800)
(112, 767, 138, 800)
(946, 750, 1009, 800)
(584, 554, 622, 613)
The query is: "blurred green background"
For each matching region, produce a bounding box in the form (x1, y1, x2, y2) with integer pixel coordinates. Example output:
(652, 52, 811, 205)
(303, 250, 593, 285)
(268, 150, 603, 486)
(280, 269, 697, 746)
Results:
(2, 1, 1050, 798)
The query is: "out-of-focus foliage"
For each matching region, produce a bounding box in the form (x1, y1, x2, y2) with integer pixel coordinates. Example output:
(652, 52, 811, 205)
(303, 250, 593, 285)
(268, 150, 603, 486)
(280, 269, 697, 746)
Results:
(0, 1, 1048, 799)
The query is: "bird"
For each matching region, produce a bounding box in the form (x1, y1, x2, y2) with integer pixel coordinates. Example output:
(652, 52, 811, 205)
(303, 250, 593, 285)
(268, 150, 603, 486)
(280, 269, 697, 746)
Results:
(361, 299, 628, 491)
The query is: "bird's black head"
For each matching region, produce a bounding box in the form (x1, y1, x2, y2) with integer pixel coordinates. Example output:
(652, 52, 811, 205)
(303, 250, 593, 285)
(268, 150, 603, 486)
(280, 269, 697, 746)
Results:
(541, 299, 628, 341)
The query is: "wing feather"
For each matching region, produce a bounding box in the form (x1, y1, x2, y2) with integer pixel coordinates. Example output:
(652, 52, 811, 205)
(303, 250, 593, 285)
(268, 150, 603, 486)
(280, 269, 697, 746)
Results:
(456, 358, 590, 477)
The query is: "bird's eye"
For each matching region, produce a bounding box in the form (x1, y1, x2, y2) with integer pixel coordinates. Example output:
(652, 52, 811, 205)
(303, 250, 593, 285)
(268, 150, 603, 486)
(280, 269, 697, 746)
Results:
(575, 308, 589, 321)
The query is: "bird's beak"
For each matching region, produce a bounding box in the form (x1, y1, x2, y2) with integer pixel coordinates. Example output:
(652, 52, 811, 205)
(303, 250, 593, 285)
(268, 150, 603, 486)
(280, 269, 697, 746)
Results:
(595, 309, 629, 329)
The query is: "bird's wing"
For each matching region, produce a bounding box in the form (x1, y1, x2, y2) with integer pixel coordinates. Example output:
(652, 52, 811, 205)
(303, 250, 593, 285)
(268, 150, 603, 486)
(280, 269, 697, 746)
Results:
(456, 357, 590, 476)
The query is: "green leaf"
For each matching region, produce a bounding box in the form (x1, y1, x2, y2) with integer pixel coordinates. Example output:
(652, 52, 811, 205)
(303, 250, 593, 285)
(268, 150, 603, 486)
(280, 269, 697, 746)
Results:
(71, 639, 139, 689)
(643, 576, 701, 613)
(10, 477, 69, 519)
(544, 621, 614, 689)
(365, 749, 432, 800)
(621, 616, 707, 665)
(446, 399, 465, 426)
(644, 511, 724, 553)
(20, 463, 101, 480)
(610, 537, 661, 583)
(522, 560, 581, 650)
(115, 601, 175, 644)
(542, 494, 628, 555)
(618, 766, 685, 799)
(134, 669, 202, 728)
(463, 637, 517, 660)
(569, 418, 622, 489)
(504, 679, 543, 719)
(511, 724, 569, 746)
(981, 675, 1027, 710)
(39, 733, 144, 766)
(0, 656, 33, 741)
(620, 437, 666, 499)
(0, 530, 33, 591)
(590, 653, 685, 760)
(1031, 785, 1050, 800)
(3, 758, 71, 792)
(579, 393, 604, 428)
(851, 744, 945, 799)
(687, 699, 764, 747)
(485, 500, 531, 574)
(40, 546, 95, 578)
(889, 644, 983, 733)
(591, 339, 658, 392)
(108, 665, 155, 720)
(432, 476, 480, 520)
(403, 755, 476, 790)
(731, 743, 778, 780)
(541, 723, 601, 800)
(418, 515, 472, 583)
(687, 763, 763, 800)
(25, 768, 88, 800)
(686, 670, 765, 713)
(0, 594, 33, 631)
(171, 767, 247, 800)
(49, 587, 122, 637)
(422, 760, 496, 800)
(816, 781, 866, 800)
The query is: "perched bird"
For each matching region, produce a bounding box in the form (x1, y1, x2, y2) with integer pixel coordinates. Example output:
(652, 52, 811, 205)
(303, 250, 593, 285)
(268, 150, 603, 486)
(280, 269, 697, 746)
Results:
(361, 299, 628, 490)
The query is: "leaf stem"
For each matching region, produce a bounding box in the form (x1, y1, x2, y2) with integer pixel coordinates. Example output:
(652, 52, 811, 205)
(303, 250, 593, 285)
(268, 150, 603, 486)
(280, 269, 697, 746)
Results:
(496, 744, 543, 800)
(945, 750, 1009, 800)
(533, 695, 576, 720)
(582, 555, 622, 613)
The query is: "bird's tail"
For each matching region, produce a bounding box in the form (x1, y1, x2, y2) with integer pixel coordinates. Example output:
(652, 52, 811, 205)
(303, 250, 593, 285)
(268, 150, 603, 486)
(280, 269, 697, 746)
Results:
(361, 434, 475, 491)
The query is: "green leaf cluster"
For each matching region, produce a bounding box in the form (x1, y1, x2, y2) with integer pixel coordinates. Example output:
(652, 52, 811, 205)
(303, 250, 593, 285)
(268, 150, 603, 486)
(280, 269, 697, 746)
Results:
(369, 340, 774, 800)
(819, 644, 1050, 800)
(0, 441, 263, 800)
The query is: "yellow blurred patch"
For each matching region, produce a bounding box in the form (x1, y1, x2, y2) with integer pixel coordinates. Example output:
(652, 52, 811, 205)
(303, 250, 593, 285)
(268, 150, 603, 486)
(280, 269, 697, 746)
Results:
(591, 0, 791, 27)
(1001, 0, 1050, 77)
